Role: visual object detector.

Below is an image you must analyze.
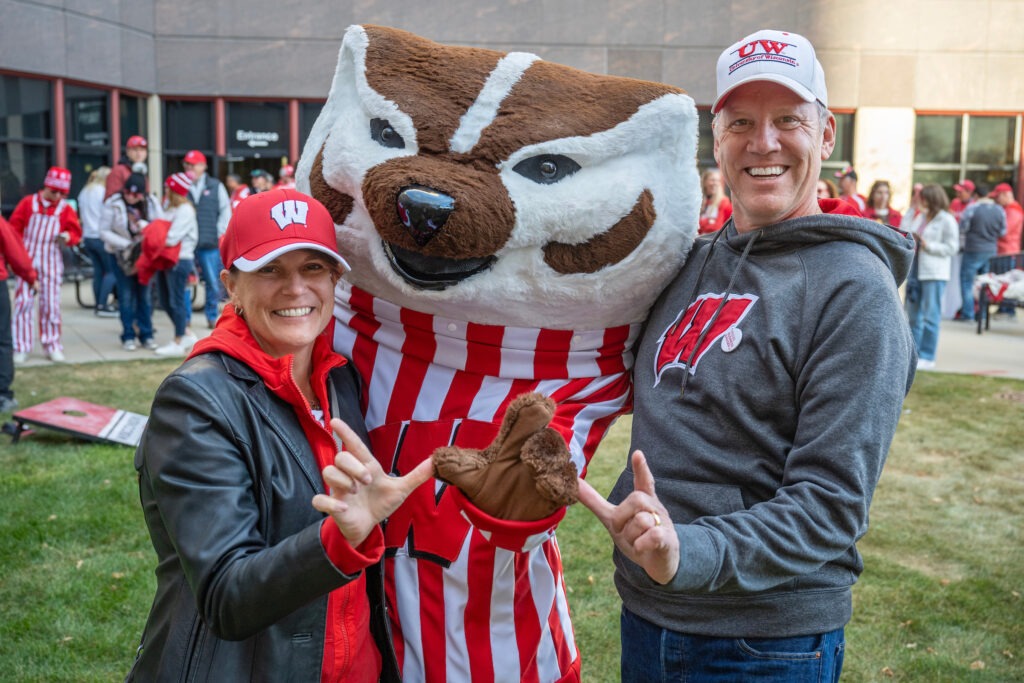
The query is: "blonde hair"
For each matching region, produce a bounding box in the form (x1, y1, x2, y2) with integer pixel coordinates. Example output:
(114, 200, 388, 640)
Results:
(166, 191, 189, 208)
(86, 166, 112, 187)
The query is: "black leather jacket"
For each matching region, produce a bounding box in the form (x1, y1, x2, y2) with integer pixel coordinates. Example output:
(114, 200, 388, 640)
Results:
(126, 352, 397, 682)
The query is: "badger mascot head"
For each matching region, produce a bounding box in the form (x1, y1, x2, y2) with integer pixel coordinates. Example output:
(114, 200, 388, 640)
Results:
(295, 25, 700, 682)
(297, 24, 698, 329)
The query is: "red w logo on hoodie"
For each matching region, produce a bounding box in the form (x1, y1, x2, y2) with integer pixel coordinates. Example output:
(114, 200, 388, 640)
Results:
(654, 293, 758, 384)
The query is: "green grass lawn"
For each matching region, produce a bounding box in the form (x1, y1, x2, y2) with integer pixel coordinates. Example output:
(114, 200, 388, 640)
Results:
(1, 361, 1022, 682)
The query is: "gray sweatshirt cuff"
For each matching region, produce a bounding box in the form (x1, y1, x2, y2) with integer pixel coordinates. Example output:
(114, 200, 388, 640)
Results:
(663, 524, 719, 592)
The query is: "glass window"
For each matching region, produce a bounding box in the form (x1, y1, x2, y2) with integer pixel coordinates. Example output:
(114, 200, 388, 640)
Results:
(300, 101, 324, 153)
(0, 75, 52, 141)
(821, 112, 855, 178)
(0, 143, 52, 214)
(912, 113, 1019, 190)
(163, 99, 214, 177)
(697, 108, 714, 172)
(914, 115, 961, 165)
(966, 116, 1015, 166)
(0, 75, 54, 214)
(120, 95, 148, 144)
(65, 85, 111, 196)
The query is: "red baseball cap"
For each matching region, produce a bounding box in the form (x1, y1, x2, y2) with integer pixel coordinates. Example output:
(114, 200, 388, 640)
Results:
(989, 182, 1013, 197)
(126, 135, 147, 148)
(220, 188, 349, 273)
(183, 150, 207, 165)
(953, 179, 975, 193)
(43, 166, 72, 193)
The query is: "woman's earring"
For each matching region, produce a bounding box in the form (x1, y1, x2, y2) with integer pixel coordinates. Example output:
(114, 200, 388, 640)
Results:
(235, 305, 243, 316)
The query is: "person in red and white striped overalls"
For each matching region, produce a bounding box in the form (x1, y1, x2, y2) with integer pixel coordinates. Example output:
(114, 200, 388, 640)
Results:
(8, 167, 82, 362)
(333, 283, 635, 683)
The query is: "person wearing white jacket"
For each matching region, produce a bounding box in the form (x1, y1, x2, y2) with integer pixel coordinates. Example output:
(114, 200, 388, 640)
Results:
(99, 172, 162, 350)
(906, 184, 960, 369)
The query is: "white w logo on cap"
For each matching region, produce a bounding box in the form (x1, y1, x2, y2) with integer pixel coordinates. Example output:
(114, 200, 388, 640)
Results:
(270, 200, 309, 230)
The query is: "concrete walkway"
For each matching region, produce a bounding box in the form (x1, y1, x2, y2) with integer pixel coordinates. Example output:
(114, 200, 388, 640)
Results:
(11, 282, 1024, 380)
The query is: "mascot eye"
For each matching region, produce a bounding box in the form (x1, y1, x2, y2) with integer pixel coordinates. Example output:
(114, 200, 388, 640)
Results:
(512, 154, 581, 185)
(370, 118, 405, 149)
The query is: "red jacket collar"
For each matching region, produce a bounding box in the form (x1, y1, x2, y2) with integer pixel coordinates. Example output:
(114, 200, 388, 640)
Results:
(189, 305, 345, 413)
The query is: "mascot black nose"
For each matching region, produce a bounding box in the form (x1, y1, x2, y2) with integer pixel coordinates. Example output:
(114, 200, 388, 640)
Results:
(396, 185, 455, 247)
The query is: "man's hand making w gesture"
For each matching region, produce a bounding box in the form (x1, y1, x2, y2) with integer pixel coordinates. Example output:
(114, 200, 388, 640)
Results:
(577, 450, 680, 585)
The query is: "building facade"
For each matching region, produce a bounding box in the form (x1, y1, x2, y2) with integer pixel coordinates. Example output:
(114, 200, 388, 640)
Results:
(2, 0, 1022, 214)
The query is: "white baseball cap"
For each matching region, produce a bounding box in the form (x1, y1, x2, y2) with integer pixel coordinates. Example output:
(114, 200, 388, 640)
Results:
(712, 29, 827, 114)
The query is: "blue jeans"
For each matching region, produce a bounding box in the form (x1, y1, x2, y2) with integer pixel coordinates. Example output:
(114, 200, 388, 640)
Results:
(958, 251, 993, 320)
(112, 263, 153, 343)
(194, 247, 225, 325)
(83, 237, 117, 308)
(156, 259, 194, 338)
(620, 608, 845, 683)
(907, 279, 945, 361)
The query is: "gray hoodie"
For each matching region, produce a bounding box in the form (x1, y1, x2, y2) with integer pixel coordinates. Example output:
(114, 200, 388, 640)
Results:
(609, 205, 917, 638)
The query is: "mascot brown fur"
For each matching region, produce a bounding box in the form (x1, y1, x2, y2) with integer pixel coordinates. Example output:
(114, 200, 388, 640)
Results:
(297, 24, 698, 682)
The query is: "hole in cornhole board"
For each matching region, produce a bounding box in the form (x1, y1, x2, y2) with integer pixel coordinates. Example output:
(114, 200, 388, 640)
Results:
(10, 397, 148, 447)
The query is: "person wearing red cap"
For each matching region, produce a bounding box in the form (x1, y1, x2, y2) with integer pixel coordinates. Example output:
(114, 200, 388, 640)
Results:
(152, 172, 199, 356)
(950, 178, 976, 222)
(105, 135, 149, 200)
(182, 150, 231, 329)
(834, 165, 867, 213)
(991, 182, 1022, 255)
(275, 163, 297, 190)
(8, 167, 82, 362)
(991, 182, 1022, 319)
(578, 29, 914, 682)
(127, 188, 432, 683)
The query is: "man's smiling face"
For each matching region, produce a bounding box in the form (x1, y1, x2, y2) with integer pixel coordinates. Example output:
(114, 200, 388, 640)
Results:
(713, 81, 835, 233)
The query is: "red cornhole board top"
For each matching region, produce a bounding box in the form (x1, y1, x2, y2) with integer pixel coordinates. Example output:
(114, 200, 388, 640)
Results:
(12, 397, 148, 447)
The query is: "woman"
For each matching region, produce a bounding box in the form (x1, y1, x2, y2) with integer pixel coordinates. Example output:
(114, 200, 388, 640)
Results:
(697, 168, 732, 234)
(816, 178, 839, 200)
(863, 180, 903, 227)
(77, 165, 117, 315)
(905, 184, 959, 370)
(128, 189, 432, 682)
(100, 172, 162, 351)
(153, 171, 199, 356)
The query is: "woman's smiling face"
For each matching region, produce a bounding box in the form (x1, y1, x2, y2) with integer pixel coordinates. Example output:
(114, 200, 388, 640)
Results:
(222, 249, 341, 358)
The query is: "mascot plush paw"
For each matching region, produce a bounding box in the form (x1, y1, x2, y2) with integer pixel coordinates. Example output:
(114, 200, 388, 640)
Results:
(297, 24, 698, 683)
(433, 392, 577, 521)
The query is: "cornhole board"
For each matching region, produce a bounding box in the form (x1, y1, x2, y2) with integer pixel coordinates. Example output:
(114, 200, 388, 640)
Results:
(10, 397, 148, 447)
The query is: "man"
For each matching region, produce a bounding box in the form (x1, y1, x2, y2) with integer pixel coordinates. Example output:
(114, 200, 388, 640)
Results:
(950, 178, 975, 222)
(835, 164, 867, 212)
(957, 182, 1006, 321)
(992, 182, 1022, 255)
(991, 182, 1021, 319)
(578, 29, 916, 681)
(225, 173, 250, 210)
(183, 150, 231, 328)
(275, 163, 296, 190)
(105, 135, 148, 199)
(250, 168, 274, 193)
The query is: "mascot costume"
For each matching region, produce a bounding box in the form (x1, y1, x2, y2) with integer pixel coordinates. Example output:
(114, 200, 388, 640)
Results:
(296, 25, 698, 682)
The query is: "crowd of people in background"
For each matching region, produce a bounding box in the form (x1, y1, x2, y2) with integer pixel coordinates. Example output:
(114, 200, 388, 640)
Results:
(0, 132, 1021, 414)
(0, 138, 303, 405)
